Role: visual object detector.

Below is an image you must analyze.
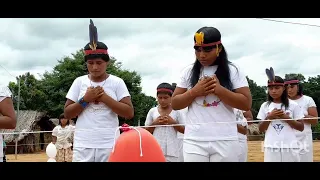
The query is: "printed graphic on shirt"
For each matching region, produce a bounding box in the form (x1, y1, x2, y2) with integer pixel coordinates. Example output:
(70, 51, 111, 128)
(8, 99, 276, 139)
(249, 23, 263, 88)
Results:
(272, 123, 284, 135)
(236, 110, 244, 121)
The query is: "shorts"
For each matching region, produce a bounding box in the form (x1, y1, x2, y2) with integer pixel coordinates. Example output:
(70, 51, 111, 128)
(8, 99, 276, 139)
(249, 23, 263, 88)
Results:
(73, 147, 113, 162)
(264, 148, 300, 162)
(238, 140, 248, 162)
(299, 133, 313, 162)
(183, 139, 240, 162)
(56, 147, 73, 162)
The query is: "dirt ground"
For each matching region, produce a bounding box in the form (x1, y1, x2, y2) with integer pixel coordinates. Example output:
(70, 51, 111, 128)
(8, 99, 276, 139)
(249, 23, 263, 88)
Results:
(5, 141, 320, 162)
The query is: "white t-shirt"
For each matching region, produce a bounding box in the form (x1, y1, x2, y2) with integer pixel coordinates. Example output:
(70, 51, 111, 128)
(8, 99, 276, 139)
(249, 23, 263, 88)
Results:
(291, 95, 317, 139)
(52, 125, 75, 149)
(257, 100, 304, 149)
(0, 86, 12, 158)
(234, 108, 248, 140)
(66, 74, 131, 148)
(145, 107, 184, 157)
(177, 63, 249, 141)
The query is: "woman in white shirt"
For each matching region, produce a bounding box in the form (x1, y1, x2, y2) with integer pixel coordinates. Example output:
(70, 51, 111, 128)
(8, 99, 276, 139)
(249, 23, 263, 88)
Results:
(172, 27, 252, 162)
(0, 86, 16, 162)
(285, 77, 318, 162)
(52, 113, 75, 162)
(145, 83, 185, 162)
(258, 68, 304, 162)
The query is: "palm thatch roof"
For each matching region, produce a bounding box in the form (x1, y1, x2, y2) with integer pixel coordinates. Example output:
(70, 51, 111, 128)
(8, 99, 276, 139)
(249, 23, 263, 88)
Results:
(0, 110, 46, 142)
(49, 118, 59, 126)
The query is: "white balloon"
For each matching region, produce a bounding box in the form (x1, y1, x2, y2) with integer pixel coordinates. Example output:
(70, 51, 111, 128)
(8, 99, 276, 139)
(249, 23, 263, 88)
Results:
(46, 142, 57, 158)
(47, 158, 56, 162)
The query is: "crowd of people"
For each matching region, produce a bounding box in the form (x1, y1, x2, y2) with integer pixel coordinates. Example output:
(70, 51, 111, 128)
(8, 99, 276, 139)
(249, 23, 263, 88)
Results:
(0, 20, 318, 162)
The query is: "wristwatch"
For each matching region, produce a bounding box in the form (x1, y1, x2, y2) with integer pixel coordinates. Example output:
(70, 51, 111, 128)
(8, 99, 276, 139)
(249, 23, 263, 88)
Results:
(78, 97, 88, 108)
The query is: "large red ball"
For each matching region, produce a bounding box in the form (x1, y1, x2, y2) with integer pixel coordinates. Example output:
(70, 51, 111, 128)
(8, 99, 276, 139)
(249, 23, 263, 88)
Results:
(108, 127, 166, 162)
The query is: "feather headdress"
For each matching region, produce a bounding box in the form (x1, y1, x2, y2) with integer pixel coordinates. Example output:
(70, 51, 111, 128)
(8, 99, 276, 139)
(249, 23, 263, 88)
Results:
(89, 19, 98, 51)
(84, 19, 109, 57)
(265, 67, 283, 86)
(265, 67, 275, 82)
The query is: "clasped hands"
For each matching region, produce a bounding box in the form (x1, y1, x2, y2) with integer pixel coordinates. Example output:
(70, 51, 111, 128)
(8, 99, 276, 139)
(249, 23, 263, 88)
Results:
(83, 86, 106, 103)
(190, 74, 223, 97)
(268, 108, 290, 120)
(154, 115, 176, 125)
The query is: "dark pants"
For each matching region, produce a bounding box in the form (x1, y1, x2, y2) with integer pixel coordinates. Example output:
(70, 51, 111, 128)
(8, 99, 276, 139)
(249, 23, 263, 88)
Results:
(3, 148, 6, 162)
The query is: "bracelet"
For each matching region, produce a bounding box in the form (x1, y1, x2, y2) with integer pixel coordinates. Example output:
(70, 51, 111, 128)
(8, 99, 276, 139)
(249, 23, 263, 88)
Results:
(78, 97, 88, 108)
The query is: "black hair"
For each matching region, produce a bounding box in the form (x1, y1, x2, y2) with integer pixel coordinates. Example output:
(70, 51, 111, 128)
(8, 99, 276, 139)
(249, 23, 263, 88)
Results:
(58, 113, 69, 125)
(285, 77, 303, 96)
(267, 76, 289, 109)
(190, 27, 236, 91)
(157, 83, 174, 96)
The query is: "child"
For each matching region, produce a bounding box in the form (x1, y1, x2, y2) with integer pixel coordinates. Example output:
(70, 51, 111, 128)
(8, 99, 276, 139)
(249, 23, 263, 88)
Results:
(257, 68, 304, 162)
(52, 113, 75, 162)
(63, 20, 134, 162)
(234, 108, 249, 162)
(145, 83, 185, 162)
(285, 77, 318, 162)
(172, 27, 251, 162)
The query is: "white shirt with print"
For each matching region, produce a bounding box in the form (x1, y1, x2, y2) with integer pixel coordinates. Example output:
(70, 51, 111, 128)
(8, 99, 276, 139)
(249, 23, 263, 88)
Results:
(292, 95, 317, 140)
(257, 100, 304, 149)
(234, 108, 248, 140)
(0, 86, 12, 158)
(66, 74, 131, 149)
(52, 125, 75, 149)
(145, 107, 184, 157)
(177, 63, 249, 141)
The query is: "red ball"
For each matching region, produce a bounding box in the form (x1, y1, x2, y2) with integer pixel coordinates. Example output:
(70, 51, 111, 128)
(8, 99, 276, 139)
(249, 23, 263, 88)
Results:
(108, 127, 166, 162)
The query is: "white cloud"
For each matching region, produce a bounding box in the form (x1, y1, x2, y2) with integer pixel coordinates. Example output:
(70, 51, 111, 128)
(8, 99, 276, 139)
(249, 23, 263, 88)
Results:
(0, 18, 319, 98)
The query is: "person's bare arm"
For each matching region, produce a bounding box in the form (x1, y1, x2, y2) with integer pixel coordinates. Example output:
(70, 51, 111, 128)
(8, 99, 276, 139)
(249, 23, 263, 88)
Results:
(52, 136, 57, 144)
(99, 95, 134, 119)
(243, 110, 253, 124)
(286, 119, 304, 131)
(64, 99, 84, 119)
(0, 97, 16, 129)
(215, 86, 252, 111)
(304, 107, 318, 125)
(237, 124, 247, 135)
(171, 88, 195, 110)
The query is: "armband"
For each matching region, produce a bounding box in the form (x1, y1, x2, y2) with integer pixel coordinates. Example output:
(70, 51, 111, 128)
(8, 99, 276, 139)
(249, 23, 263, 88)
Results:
(78, 97, 88, 108)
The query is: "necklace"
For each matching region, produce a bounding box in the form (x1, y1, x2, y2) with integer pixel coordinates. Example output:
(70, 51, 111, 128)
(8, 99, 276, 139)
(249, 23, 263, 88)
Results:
(88, 74, 108, 87)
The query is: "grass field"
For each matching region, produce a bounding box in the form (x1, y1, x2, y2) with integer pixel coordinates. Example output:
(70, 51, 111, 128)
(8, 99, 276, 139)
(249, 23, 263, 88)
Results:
(5, 141, 320, 162)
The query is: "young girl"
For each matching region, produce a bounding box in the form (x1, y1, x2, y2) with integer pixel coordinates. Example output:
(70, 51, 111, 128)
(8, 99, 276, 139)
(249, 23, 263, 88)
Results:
(257, 68, 304, 162)
(52, 113, 75, 162)
(0, 86, 16, 162)
(145, 83, 185, 162)
(172, 27, 252, 162)
(285, 77, 318, 162)
(64, 20, 134, 162)
(234, 108, 249, 162)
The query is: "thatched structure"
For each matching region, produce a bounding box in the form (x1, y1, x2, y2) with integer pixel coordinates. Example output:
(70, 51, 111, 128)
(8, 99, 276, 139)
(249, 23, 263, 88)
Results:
(247, 123, 264, 141)
(1, 110, 55, 154)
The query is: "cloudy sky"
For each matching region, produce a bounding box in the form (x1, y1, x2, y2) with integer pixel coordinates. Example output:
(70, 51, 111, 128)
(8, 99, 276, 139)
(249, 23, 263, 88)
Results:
(0, 18, 319, 98)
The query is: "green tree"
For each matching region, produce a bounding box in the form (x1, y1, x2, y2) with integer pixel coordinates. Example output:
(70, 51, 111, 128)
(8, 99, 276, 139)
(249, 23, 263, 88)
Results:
(8, 72, 47, 111)
(246, 76, 267, 119)
(8, 50, 157, 126)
